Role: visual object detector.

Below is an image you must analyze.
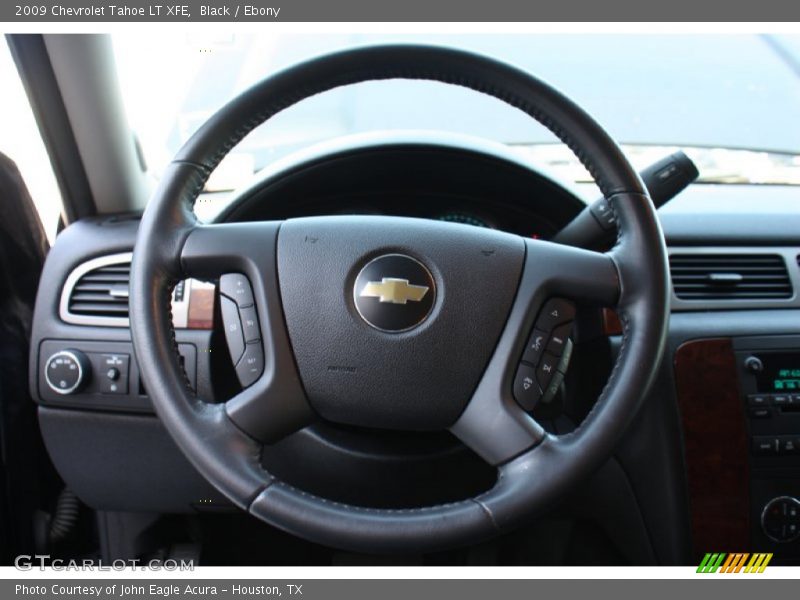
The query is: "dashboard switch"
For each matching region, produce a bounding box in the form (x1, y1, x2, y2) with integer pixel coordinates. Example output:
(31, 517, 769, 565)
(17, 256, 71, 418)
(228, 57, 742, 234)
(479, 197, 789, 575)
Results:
(97, 353, 129, 394)
(44, 350, 91, 395)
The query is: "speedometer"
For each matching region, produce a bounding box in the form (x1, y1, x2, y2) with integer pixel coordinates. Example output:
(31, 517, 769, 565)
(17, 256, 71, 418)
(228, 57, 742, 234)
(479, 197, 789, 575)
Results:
(436, 212, 492, 228)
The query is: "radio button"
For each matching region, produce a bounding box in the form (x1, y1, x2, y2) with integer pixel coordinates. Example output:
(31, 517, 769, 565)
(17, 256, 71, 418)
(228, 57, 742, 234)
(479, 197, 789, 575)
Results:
(753, 436, 778, 455)
(749, 407, 772, 419)
(779, 436, 799, 455)
(772, 394, 790, 406)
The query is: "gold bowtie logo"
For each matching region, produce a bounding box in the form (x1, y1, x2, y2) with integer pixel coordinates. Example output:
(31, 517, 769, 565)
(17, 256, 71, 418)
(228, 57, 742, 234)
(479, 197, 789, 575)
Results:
(359, 278, 430, 305)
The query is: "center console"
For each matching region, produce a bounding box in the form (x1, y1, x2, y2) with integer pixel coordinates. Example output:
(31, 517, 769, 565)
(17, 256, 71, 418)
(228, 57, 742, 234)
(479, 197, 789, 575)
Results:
(735, 336, 800, 547)
(675, 334, 800, 564)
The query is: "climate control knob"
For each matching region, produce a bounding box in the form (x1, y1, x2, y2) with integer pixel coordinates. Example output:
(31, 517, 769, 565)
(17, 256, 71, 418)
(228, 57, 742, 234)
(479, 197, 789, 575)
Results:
(761, 496, 800, 543)
(44, 350, 91, 395)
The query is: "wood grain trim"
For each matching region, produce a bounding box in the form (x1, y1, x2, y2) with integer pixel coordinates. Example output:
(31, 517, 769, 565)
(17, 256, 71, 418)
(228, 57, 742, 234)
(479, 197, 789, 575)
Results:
(602, 308, 622, 336)
(674, 338, 749, 561)
(187, 284, 215, 330)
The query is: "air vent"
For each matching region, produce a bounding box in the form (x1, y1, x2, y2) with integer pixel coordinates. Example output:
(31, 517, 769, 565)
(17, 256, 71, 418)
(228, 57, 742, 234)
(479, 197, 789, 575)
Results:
(69, 262, 130, 317)
(60, 253, 133, 326)
(69, 263, 131, 318)
(670, 254, 792, 300)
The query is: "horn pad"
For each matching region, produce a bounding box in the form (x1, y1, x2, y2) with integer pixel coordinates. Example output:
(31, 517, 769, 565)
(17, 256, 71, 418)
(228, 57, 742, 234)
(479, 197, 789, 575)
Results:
(277, 216, 524, 430)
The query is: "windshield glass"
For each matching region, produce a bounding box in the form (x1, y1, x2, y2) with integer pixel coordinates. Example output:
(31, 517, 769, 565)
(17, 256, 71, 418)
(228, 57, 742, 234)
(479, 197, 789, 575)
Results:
(112, 33, 800, 196)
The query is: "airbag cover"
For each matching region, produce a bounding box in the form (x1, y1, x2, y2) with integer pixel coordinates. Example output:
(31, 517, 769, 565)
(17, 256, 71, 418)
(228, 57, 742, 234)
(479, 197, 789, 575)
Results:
(277, 216, 524, 429)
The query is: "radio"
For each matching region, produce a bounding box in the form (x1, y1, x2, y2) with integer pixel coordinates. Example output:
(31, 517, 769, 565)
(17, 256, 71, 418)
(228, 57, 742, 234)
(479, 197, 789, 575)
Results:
(734, 336, 800, 549)
(736, 340, 800, 457)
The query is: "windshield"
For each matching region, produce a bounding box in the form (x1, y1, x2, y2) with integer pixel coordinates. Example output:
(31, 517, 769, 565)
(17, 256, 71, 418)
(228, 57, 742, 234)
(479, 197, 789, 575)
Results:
(112, 33, 800, 195)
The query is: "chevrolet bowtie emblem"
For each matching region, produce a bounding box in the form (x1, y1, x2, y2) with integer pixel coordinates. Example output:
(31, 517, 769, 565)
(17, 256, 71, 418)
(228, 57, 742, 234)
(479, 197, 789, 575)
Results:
(354, 254, 435, 332)
(359, 278, 429, 304)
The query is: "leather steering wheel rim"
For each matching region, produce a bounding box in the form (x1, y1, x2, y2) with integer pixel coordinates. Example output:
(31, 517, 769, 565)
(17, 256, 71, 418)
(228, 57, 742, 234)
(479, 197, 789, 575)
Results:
(130, 45, 669, 553)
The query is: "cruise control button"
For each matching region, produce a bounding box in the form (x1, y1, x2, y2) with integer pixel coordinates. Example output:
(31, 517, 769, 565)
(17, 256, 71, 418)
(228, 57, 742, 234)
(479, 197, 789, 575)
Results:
(513, 363, 542, 411)
(535, 298, 576, 332)
(239, 305, 260, 342)
(546, 323, 572, 356)
(220, 296, 245, 365)
(236, 342, 264, 388)
(536, 352, 559, 388)
(589, 198, 617, 231)
(522, 328, 548, 365)
(220, 273, 254, 307)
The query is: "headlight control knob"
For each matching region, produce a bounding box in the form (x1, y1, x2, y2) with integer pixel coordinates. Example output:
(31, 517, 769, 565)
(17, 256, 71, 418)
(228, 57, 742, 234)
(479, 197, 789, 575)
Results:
(44, 350, 91, 395)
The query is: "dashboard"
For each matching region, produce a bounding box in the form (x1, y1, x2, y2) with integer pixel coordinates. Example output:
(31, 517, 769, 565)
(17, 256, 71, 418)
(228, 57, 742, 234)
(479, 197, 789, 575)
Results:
(26, 136, 800, 564)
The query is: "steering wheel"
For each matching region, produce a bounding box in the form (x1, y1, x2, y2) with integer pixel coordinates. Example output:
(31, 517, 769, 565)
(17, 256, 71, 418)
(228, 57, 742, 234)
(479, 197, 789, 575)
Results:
(130, 45, 669, 553)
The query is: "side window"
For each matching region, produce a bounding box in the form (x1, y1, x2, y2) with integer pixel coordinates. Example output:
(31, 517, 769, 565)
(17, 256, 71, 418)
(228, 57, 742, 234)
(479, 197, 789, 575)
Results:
(0, 37, 64, 243)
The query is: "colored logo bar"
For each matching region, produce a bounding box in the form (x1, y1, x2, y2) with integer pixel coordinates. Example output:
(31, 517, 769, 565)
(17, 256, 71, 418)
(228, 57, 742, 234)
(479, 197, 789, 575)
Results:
(697, 553, 773, 573)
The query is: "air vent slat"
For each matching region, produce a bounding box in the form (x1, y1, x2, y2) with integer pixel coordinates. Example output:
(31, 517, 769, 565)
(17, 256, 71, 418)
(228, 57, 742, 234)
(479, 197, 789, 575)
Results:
(670, 253, 792, 301)
(78, 274, 130, 283)
(73, 283, 128, 292)
(68, 302, 130, 315)
(70, 293, 128, 303)
(67, 260, 130, 320)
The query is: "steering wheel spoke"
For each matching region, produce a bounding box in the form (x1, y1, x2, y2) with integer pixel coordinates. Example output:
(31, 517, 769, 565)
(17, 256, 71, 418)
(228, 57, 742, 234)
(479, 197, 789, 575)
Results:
(524, 238, 621, 308)
(179, 221, 316, 443)
(225, 374, 317, 444)
(450, 238, 619, 465)
(180, 221, 280, 279)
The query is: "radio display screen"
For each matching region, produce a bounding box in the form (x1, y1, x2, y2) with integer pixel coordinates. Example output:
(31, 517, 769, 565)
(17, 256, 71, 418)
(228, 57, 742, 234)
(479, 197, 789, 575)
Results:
(756, 353, 800, 393)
